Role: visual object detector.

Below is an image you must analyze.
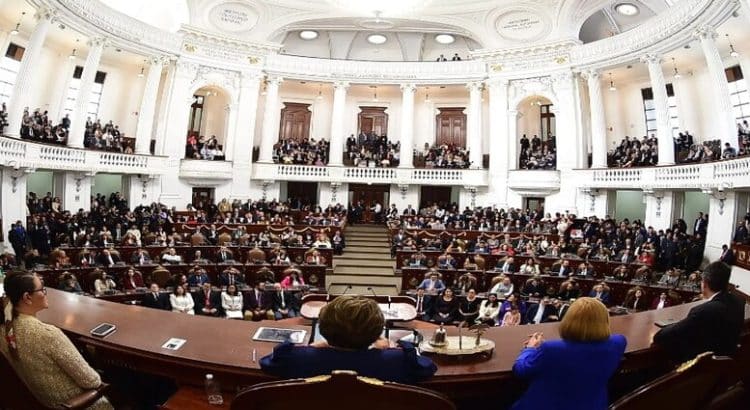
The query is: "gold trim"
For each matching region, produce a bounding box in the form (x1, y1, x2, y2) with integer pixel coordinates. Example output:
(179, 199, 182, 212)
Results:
(184, 44, 196, 53)
(304, 375, 331, 383)
(357, 376, 384, 386)
(676, 351, 711, 373)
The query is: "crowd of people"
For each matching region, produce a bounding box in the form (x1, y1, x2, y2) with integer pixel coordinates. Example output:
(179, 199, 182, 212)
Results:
(19, 108, 69, 145)
(389, 203, 713, 273)
(273, 137, 329, 165)
(608, 135, 659, 168)
(435, 53, 463, 61)
(420, 143, 471, 168)
(0, 102, 8, 135)
(519, 134, 557, 170)
(346, 133, 399, 167)
(185, 134, 225, 160)
(83, 117, 133, 153)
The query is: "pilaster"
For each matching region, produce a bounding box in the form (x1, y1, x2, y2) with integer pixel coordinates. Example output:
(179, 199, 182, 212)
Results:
(68, 37, 107, 148)
(258, 77, 283, 163)
(641, 53, 675, 165)
(398, 83, 416, 168)
(329, 81, 349, 167)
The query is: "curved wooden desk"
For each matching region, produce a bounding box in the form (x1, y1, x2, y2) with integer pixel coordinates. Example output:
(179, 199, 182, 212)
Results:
(39, 289, 750, 400)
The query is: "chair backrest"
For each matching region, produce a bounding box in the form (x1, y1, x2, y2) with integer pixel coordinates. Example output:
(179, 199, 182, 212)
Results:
(474, 254, 486, 270)
(217, 233, 232, 246)
(190, 232, 205, 246)
(610, 353, 733, 410)
(0, 351, 53, 409)
(247, 248, 266, 263)
(231, 370, 455, 410)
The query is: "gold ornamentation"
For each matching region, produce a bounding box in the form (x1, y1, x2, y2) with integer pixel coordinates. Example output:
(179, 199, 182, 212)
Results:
(184, 44, 196, 53)
(248, 56, 260, 64)
(491, 64, 504, 72)
(555, 56, 567, 64)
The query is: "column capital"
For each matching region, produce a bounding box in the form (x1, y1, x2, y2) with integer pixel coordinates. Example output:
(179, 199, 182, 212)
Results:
(333, 81, 350, 90)
(640, 53, 662, 65)
(147, 55, 169, 66)
(486, 77, 510, 88)
(34, 7, 56, 22)
(466, 81, 484, 92)
(694, 25, 718, 41)
(580, 69, 601, 81)
(399, 83, 417, 93)
(266, 76, 283, 86)
(87, 36, 108, 48)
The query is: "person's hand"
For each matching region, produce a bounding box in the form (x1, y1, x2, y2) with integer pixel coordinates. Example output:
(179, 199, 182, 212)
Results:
(524, 332, 544, 348)
(311, 340, 330, 348)
(372, 337, 392, 350)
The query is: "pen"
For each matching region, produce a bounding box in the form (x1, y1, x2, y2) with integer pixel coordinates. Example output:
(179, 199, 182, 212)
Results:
(252, 349, 257, 362)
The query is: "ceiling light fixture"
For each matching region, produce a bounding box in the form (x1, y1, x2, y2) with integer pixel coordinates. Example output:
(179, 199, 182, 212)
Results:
(615, 3, 639, 16)
(138, 67, 145, 78)
(671, 58, 681, 79)
(608, 72, 617, 91)
(299, 30, 319, 40)
(367, 34, 387, 45)
(316, 84, 324, 100)
(425, 86, 430, 103)
(373, 86, 378, 102)
(10, 12, 26, 35)
(68, 39, 79, 60)
(435, 34, 455, 45)
(726, 34, 740, 58)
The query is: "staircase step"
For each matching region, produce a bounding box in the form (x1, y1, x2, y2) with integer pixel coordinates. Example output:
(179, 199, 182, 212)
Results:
(333, 266, 395, 276)
(347, 231, 388, 237)
(335, 252, 392, 260)
(334, 259, 395, 268)
(346, 241, 390, 248)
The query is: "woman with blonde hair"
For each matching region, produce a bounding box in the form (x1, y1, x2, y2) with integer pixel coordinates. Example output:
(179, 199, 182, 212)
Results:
(511, 297, 626, 410)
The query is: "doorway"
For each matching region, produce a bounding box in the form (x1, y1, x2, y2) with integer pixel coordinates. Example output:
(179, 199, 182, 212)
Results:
(286, 182, 319, 209)
(349, 184, 389, 223)
(192, 187, 215, 209)
(420, 186, 452, 209)
(357, 107, 388, 136)
(524, 197, 545, 213)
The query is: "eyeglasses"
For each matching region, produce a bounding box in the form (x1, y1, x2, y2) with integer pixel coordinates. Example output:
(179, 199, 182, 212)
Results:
(30, 287, 47, 295)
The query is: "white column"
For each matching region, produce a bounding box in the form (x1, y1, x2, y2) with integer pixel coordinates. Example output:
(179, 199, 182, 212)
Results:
(507, 110, 518, 169)
(549, 71, 582, 215)
(48, 58, 75, 123)
(258, 77, 282, 163)
(741, 0, 750, 25)
(55, 171, 93, 212)
(643, 189, 676, 230)
(68, 37, 106, 148)
(704, 189, 738, 262)
(154, 59, 176, 156)
(584, 70, 608, 168)
(134, 57, 164, 154)
(399, 83, 416, 168)
(328, 81, 349, 166)
(233, 72, 261, 164)
(5, 8, 53, 137)
(487, 78, 510, 208)
(696, 27, 738, 149)
(466, 81, 483, 169)
(642, 54, 675, 166)
(1, 168, 28, 254)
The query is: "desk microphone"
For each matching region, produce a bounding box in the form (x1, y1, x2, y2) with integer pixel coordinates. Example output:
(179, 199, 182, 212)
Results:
(341, 284, 353, 295)
(325, 282, 335, 302)
(387, 295, 392, 310)
(366, 286, 378, 299)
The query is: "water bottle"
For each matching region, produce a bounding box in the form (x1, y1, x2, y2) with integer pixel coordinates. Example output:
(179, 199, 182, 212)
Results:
(205, 374, 223, 405)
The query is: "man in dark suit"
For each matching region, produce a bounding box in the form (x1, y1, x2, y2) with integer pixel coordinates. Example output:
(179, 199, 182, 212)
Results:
(193, 282, 223, 317)
(8, 221, 27, 263)
(693, 212, 707, 237)
(142, 283, 170, 310)
(272, 283, 299, 319)
(719, 244, 735, 266)
(96, 249, 121, 266)
(216, 246, 234, 263)
(525, 297, 558, 324)
(653, 261, 745, 362)
(219, 267, 244, 287)
(550, 259, 572, 277)
(244, 281, 274, 320)
(130, 248, 152, 265)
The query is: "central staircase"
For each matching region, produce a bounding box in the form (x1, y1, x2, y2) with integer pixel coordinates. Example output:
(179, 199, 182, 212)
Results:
(328, 225, 400, 296)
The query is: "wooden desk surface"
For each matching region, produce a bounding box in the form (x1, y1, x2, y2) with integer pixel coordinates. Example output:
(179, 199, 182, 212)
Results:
(38, 289, 750, 394)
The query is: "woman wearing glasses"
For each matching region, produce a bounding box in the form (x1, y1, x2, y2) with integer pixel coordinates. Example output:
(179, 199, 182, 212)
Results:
(0, 272, 112, 409)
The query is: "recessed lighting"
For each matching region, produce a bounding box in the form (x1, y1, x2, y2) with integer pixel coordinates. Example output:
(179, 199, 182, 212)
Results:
(367, 34, 387, 45)
(299, 30, 319, 40)
(435, 34, 455, 44)
(615, 3, 639, 16)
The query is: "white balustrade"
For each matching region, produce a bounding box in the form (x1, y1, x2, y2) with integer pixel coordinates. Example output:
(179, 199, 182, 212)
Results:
(179, 159, 233, 179)
(0, 136, 168, 174)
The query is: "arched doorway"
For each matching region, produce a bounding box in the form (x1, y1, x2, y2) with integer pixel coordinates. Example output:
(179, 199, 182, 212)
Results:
(185, 86, 231, 160)
(516, 95, 556, 170)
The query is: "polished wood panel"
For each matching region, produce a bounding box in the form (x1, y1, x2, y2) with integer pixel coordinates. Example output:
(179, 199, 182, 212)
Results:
(278, 102, 311, 142)
(357, 106, 388, 136)
(733, 243, 750, 271)
(435, 107, 466, 147)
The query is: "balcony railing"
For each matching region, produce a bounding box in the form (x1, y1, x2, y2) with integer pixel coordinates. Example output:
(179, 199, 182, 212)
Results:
(253, 163, 489, 186)
(0, 137, 168, 175)
(179, 159, 234, 179)
(579, 158, 750, 190)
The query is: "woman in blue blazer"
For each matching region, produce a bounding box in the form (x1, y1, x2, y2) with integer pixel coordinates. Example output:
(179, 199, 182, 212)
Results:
(512, 297, 627, 410)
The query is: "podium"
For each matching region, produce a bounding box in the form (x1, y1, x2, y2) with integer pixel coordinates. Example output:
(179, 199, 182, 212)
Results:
(300, 294, 418, 322)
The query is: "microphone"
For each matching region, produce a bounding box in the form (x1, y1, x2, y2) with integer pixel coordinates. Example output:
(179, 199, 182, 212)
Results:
(366, 286, 378, 299)
(341, 284, 353, 295)
(387, 295, 392, 310)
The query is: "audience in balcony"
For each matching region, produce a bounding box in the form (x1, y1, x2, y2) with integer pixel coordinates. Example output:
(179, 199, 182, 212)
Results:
(19, 108, 69, 145)
(84, 118, 134, 153)
(609, 135, 659, 168)
(273, 137, 329, 165)
(185, 134, 225, 160)
(519, 134, 557, 170)
(345, 132, 399, 167)
(0, 102, 8, 134)
(420, 143, 471, 169)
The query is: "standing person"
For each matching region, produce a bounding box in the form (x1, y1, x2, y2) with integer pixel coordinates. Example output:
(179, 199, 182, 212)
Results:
(8, 221, 27, 264)
(653, 261, 745, 362)
(511, 297, 626, 410)
(0, 272, 112, 409)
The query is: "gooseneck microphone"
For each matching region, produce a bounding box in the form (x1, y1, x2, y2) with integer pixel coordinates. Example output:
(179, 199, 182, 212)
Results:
(366, 286, 378, 299)
(341, 284, 353, 295)
(325, 282, 335, 302)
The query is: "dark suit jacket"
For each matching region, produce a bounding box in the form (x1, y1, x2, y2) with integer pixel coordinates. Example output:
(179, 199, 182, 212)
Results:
(719, 249, 736, 266)
(653, 291, 745, 362)
(271, 291, 298, 311)
(524, 303, 557, 324)
(244, 289, 272, 311)
(216, 251, 234, 263)
(96, 253, 121, 266)
(193, 289, 223, 316)
(142, 292, 170, 310)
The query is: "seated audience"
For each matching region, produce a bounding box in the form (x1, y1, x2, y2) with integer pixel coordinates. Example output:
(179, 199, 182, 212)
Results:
(221, 284, 244, 320)
(244, 281, 275, 321)
(260, 295, 437, 384)
(142, 283, 170, 310)
(194, 283, 222, 317)
(273, 137, 330, 165)
(170, 285, 195, 314)
(512, 297, 627, 410)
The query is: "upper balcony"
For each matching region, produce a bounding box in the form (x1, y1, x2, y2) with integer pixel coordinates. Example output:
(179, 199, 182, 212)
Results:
(0, 137, 169, 175)
(576, 157, 750, 191)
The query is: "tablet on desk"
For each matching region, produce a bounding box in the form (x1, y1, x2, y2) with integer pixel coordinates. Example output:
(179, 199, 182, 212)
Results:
(90, 323, 117, 337)
(655, 318, 679, 328)
(252, 327, 307, 344)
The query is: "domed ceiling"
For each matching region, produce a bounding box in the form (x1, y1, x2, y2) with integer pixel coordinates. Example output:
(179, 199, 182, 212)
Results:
(97, 0, 685, 60)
